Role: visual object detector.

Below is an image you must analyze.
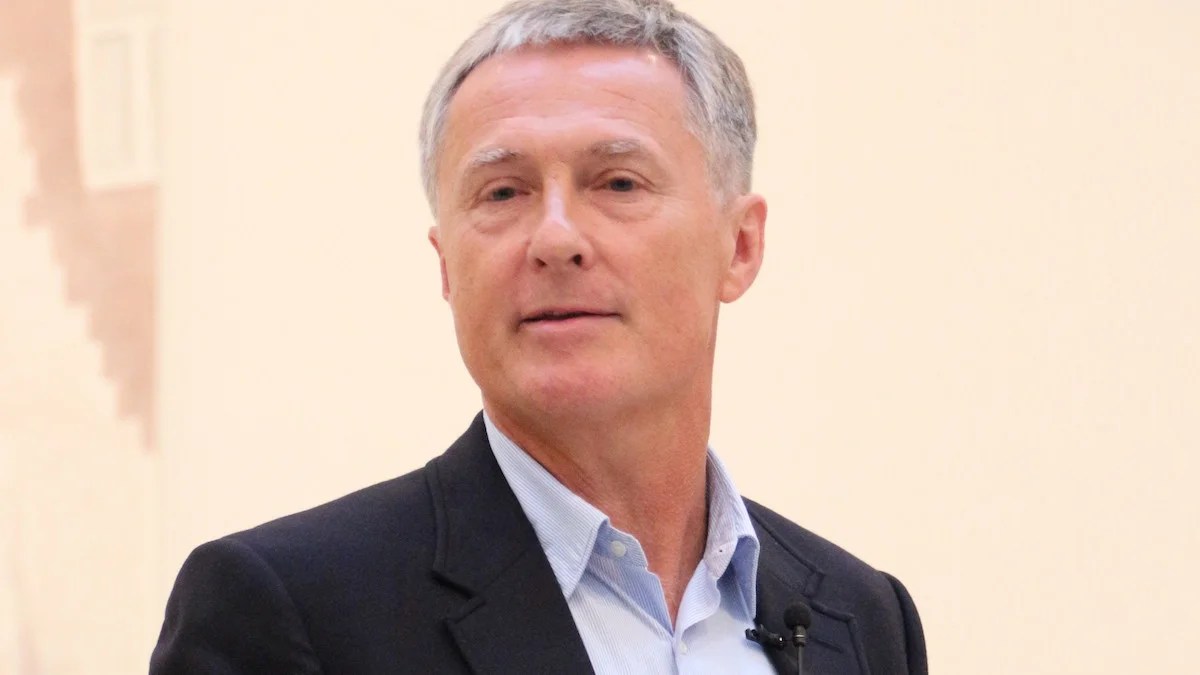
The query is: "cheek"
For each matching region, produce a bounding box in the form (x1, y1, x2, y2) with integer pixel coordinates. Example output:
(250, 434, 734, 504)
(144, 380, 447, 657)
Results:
(639, 224, 726, 303)
(445, 234, 500, 300)
(636, 251, 721, 346)
(632, 223, 725, 345)
(445, 237, 520, 333)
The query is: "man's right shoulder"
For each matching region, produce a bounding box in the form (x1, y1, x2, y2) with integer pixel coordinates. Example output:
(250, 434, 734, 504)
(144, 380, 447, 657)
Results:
(152, 453, 486, 673)
(217, 462, 438, 578)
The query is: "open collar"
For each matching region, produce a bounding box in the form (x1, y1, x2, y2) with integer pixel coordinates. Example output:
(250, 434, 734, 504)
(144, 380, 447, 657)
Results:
(425, 413, 864, 675)
(484, 411, 762, 617)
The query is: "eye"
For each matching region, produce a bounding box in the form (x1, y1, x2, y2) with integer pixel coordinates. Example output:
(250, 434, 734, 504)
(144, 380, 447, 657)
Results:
(606, 176, 637, 192)
(488, 186, 519, 202)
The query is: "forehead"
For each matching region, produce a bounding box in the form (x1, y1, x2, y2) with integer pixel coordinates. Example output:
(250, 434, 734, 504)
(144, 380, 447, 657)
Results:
(439, 43, 695, 173)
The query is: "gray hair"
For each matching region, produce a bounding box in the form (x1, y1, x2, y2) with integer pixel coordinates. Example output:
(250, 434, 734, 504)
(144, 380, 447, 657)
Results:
(418, 0, 757, 209)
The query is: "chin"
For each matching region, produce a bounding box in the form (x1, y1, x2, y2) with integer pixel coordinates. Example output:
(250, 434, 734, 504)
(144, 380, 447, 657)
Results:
(509, 366, 635, 419)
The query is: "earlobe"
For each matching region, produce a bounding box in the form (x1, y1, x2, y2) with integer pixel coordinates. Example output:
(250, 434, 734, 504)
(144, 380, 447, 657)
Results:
(428, 226, 451, 301)
(719, 194, 767, 303)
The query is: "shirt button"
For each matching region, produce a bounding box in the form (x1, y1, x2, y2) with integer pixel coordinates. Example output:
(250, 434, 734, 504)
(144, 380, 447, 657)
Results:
(609, 540, 627, 557)
(679, 642, 689, 655)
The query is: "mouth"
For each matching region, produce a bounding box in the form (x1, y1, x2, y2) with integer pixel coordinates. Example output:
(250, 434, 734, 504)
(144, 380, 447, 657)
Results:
(521, 309, 619, 325)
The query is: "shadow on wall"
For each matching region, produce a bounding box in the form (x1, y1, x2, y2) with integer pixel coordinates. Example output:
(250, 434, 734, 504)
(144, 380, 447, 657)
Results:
(0, 0, 157, 447)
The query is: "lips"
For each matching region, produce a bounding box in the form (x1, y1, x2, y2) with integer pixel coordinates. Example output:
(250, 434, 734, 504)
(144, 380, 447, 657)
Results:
(521, 308, 619, 324)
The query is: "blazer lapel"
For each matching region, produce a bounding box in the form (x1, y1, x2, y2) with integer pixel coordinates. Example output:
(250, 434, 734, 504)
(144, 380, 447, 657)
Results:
(426, 414, 595, 675)
(751, 506, 868, 675)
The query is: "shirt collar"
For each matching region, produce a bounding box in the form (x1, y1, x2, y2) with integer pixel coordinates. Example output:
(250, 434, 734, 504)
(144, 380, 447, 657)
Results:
(703, 449, 762, 613)
(484, 413, 761, 610)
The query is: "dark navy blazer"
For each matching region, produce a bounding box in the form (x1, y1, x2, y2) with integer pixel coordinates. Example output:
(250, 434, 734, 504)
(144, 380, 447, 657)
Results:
(152, 414, 927, 674)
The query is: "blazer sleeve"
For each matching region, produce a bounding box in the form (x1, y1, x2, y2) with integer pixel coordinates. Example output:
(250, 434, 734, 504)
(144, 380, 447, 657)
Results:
(883, 572, 928, 675)
(150, 537, 324, 675)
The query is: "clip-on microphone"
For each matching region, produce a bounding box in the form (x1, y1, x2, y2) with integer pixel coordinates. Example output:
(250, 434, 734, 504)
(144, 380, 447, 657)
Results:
(746, 602, 812, 675)
(744, 622, 785, 650)
(784, 604, 812, 675)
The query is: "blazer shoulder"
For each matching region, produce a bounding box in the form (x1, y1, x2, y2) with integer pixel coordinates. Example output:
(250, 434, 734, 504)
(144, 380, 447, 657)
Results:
(739, 497, 907, 612)
(156, 462, 477, 673)
(744, 497, 886, 588)
(745, 498, 927, 674)
(226, 464, 437, 574)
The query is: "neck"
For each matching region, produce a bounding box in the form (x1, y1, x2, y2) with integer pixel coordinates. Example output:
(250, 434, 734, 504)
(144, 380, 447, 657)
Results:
(484, 390, 712, 624)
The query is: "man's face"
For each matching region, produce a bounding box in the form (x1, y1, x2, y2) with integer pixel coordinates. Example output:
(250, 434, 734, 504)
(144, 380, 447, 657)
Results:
(430, 43, 764, 421)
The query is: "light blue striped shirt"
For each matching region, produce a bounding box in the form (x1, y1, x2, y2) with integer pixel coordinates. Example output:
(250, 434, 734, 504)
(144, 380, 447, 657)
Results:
(484, 414, 776, 674)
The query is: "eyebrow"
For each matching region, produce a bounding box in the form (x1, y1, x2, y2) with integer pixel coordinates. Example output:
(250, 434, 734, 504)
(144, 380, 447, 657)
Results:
(585, 138, 652, 159)
(464, 146, 524, 173)
(465, 138, 656, 168)
(584, 138, 668, 178)
(458, 138, 663, 191)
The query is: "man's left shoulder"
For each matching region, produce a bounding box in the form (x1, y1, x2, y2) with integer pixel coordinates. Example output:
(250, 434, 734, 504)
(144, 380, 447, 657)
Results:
(744, 498, 928, 674)
(744, 497, 898, 598)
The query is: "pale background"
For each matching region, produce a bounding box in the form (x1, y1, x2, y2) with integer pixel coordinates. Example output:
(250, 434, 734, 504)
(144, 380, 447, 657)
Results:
(1, 0, 1197, 673)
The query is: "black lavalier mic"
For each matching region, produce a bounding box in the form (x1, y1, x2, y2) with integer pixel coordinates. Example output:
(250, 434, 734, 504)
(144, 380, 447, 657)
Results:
(784, 603, 812, 675)
(744, 600, 811, 672)
(745, 601, 813, 675)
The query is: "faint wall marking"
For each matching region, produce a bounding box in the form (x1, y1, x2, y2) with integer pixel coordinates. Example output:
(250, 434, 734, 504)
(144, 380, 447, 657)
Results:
(0, 0, 158, 447)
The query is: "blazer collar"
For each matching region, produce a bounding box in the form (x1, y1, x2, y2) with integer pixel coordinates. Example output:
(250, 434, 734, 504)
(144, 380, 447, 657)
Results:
(425, 414, 866, 675)
(426, 413, 595, 675)
(750, 505, 868, 675)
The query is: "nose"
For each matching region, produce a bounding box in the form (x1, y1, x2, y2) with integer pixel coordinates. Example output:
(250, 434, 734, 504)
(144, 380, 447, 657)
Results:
(526, 183, 594, 271)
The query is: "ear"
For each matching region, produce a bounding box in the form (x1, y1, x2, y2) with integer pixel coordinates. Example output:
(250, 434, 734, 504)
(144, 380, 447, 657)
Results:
(719, 193, 767, 303)
(428, 225, 451, 301)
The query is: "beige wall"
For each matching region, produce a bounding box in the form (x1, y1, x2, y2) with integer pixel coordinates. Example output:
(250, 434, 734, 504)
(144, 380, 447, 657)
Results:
(3, 0, 1197, 672)
(2, 0, 160, 672)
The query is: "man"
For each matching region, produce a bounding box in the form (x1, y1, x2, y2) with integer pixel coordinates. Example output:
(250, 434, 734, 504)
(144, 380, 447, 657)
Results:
(151, 1, 927, 673)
